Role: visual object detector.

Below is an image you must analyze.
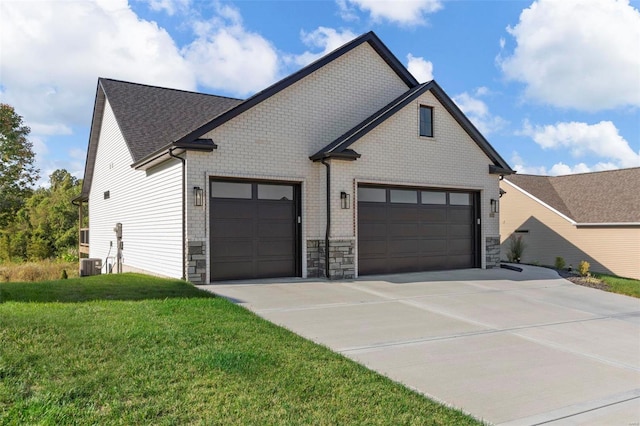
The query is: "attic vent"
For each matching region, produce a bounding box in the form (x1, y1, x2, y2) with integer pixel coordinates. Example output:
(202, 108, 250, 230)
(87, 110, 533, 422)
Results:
(104, 191, 110, 200)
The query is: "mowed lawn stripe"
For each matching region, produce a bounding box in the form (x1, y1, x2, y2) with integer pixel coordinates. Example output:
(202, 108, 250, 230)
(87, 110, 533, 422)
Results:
(0, 274, 481, 425)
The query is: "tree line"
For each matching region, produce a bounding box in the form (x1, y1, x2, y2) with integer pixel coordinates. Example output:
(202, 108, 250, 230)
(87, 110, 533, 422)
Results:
(0, 103, 81, 262)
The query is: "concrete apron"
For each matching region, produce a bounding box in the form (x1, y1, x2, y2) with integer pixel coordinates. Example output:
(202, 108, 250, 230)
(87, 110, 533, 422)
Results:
(202, 265, 640, 425)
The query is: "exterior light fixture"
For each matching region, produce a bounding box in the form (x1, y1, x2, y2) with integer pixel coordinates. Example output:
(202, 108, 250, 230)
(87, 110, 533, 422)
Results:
(194, 186, 204, 207)
(340, 191, 350, 209)
(490, 198, 499, 214)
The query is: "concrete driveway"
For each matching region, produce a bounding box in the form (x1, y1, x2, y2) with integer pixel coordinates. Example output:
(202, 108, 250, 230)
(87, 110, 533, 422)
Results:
(203, 265, 640, 425)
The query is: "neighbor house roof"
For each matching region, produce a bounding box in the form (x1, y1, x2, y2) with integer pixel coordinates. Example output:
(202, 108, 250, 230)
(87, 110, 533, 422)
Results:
(504, 168, 640, 224)
(309, 80, 513, 173)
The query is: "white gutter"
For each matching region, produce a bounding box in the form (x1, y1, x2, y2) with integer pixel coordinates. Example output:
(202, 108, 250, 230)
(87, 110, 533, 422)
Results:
(576, 222, 640, 227)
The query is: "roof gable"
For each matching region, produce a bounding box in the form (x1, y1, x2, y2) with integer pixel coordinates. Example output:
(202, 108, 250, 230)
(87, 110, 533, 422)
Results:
(100, 79, 242, 162)
(310, 80, 513, 172)
(505, 168, 640, 224)
(172, 31, 418, 148)
(79, 79, 242, 197)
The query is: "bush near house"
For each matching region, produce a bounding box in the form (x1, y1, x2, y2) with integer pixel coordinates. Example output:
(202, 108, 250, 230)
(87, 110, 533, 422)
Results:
(506, 235, 526, 263)
(554, 256, 566, 270)
(0, 274, 480, 425)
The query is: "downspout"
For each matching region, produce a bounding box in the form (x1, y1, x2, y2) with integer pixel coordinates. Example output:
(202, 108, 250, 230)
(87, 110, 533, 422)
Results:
(168, 148, 186, 280)
(321, 159, 331, 279)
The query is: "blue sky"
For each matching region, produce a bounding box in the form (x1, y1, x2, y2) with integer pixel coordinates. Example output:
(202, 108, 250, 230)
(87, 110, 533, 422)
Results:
(1, 0, 639, 186)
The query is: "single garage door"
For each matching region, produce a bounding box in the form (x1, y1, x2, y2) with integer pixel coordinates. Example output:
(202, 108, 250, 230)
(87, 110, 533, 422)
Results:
(210, 180, 300, 281)
(358, 186, 479, 275)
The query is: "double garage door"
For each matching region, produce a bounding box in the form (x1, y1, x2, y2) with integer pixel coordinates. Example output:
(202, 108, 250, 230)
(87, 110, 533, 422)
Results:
(358, 185, 479, 275)
(209, 180, 478, 280)
(209, 180, 300, 281)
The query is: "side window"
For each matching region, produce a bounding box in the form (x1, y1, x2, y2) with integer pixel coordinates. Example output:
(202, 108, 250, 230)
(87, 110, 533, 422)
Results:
(419, 105, 433, 137)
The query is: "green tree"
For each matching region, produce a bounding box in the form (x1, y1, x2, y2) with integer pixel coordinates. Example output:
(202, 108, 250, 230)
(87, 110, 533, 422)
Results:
(0, 104, 39, 228)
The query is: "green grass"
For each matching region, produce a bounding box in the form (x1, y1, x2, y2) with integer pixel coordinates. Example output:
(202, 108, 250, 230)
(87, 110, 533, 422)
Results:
(593, 273, 640, 298)
(0, 274, 480, 425)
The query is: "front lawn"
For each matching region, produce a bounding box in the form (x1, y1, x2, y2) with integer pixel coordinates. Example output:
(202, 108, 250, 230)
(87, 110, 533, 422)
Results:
(0, 274, 480, 425)
(593, 273, 640, 298)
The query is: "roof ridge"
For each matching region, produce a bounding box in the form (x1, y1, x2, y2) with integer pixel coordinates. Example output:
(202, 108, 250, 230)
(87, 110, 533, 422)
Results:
(98, 77, 243, 102)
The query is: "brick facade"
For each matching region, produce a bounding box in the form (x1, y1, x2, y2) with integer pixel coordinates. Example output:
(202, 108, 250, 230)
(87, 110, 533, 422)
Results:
(182, 42, 502, 283)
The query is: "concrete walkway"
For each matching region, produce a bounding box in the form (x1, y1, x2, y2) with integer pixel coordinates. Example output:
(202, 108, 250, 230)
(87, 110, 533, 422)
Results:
(202, 265, 640, 425)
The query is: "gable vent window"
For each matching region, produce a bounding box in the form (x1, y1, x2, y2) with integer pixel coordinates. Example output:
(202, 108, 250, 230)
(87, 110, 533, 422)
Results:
(419, 105, 433, 137)
(104, 191, 110, 200)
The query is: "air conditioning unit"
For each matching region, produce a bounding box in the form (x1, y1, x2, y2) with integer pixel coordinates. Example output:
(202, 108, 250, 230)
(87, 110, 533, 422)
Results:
(80, 258, 102, 277)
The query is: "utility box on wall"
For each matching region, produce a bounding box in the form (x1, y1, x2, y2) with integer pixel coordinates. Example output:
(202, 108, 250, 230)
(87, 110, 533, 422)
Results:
(80, 258, 102, 277)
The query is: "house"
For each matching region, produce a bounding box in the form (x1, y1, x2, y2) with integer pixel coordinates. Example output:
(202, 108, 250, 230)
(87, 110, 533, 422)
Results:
(75, 31, 513, 284)
(500, 168, 640, 279)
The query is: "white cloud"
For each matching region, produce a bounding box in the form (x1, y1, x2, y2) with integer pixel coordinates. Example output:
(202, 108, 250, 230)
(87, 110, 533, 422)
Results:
(499, 0, 640, 111)
(339, 0, 442, 25)
(453, 89, 507, 135)
(406, 54, 433, 83)
(0, 0, 195, 131)
(510, 151, 620, 176)
(139, 0, 191, 16)
(181, 4, 280, 96)
(521, 120, 640, 168)
(288, 27, 358, 67)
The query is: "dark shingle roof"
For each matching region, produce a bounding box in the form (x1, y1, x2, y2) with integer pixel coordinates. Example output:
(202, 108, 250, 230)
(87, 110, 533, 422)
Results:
(506, 168, 640, 223)
(100, 79, 243, 162)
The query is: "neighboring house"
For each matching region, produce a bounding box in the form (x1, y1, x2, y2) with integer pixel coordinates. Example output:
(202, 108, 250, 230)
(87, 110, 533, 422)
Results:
(500, 168, 640, 280)
(75, 31, 513, 284)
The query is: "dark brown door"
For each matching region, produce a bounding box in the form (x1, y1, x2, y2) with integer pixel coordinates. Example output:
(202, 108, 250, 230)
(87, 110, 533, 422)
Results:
(358, 186, 478, 275)
(210, 180, 300, 281)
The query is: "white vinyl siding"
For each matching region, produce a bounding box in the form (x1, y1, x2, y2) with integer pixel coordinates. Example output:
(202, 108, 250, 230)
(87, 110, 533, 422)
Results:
(89, 99, 183, 278)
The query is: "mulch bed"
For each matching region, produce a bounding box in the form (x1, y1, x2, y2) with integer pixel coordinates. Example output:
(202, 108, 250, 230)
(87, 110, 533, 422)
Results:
(556, 269, 610, 292)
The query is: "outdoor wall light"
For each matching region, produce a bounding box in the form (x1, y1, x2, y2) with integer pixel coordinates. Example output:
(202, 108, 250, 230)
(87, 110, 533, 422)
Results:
(194, 186, 204, 207)
(490, 198, 499, 214)
(340, 191, 351, 209)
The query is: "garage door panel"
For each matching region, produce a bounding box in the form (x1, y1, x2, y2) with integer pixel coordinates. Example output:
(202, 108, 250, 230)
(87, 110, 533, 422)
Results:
(211, 261, 254, 281)
(258, 222, 293, 238)
(257, 240, 294, 257)
(210, 181, 299, 281)
(449, 238, 473, 254)
(359, 223, 387, 238)
(212, 219, 254, 238)
(257, 260, 296, 278)
(358, 204, 386, 221)
(389, 206, 419, 221)
(389, 239, 419, 254)
(449, 208, 473, 222)
(359, 240, 386, 256)
(358, 257, 388, 275)
(449, 255, 474, 269)
(258, 203, 294, 220)
(211, 240, 252, 257)
(358, 186, 477, 276)
(449, 224, 472, 238)
(419, 208, 447, 222)
(389, 223, 419, 237)
(420, 255, 449, 270)
(211, 202, 254, 219)
(420, 223, 447, 237)
(420, 239, 447, 253)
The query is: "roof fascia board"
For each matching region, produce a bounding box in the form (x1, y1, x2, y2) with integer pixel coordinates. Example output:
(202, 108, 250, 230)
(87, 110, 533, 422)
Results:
(79, 81, 106, 198)
(503, 178, 576, 225)
(429, 81, 513, 171)
(575, 222, 640, 227)
(175, 32, 418, 146)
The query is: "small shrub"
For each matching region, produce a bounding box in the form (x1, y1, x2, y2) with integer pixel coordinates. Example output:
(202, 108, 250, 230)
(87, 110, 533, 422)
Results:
(578, 260, 590, 277)
(60, 269, 68, 279)
(506, 235, 526, 263)
(554, 256, 566, 270)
